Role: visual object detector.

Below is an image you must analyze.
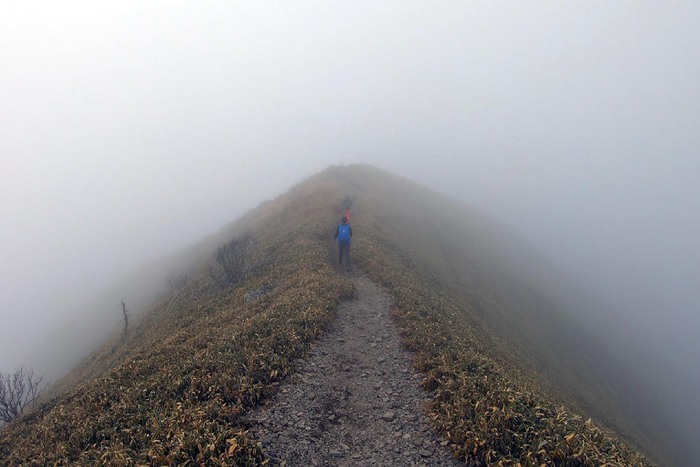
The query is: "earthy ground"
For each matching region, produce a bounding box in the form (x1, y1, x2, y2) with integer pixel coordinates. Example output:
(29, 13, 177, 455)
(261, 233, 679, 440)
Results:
(251, 274, 460, 466)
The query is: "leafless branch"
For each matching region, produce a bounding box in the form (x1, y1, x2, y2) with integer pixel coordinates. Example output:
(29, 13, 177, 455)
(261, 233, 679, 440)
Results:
(0, 366, 48, 422)
(167, 272, 188, 294)
(209, 233, 254, 288)
(120, 300, 129, 339)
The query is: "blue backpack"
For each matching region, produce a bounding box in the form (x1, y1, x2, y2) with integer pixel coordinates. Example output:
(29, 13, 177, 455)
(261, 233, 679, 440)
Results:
(337, 224, 351, 243)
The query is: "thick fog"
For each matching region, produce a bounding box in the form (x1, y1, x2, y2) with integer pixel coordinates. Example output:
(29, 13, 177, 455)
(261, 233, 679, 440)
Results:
(2, 1, 698, 461)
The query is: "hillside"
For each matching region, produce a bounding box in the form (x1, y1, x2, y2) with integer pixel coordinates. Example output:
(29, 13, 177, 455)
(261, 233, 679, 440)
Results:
(1, 164, 657, 465)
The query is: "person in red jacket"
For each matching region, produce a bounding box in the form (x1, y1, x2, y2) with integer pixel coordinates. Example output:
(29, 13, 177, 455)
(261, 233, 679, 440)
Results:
(341, 196, 353, 221)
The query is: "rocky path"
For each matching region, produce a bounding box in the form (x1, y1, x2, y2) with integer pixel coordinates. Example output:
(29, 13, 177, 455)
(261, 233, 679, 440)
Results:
(251, 275, 460, 466)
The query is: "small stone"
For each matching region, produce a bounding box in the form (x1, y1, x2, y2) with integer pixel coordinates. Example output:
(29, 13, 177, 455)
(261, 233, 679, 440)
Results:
(329, 450, 344, 458)
(420, 449, 432, 457)
(382, 411, 396, 422)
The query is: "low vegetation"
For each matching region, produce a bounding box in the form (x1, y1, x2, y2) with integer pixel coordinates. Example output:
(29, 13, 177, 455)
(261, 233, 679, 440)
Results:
(357, 234, 648, 465)
(0, 165, 652, 465)
(0, 367, 48, 423)
(346, 165, 651, 464)
(0, 180, 354, 464)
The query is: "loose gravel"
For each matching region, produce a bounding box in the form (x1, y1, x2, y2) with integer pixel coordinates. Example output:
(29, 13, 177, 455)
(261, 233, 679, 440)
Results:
(251, 274, 461, 466)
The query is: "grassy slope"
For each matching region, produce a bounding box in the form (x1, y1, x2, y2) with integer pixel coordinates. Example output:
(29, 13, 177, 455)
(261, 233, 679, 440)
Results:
(1, 164, 652, 465)
(339, 165, 651, 465)
(0, 177, 355, 465)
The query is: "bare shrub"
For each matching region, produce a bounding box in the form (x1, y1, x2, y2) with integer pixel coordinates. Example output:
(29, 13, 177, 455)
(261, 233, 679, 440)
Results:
(209, 233, 255, 288)
(167, 272, 188, 294)
(120, 300, 129, 339)
(0, 367, 48, 422)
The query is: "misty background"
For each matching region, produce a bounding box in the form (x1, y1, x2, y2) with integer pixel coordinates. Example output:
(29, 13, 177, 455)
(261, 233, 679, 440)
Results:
(2, 1, 698, 460)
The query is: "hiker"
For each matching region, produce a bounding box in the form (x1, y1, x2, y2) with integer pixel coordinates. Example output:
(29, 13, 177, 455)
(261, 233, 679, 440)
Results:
(335, 216, 353, 271)
(341, 196, 352, 221)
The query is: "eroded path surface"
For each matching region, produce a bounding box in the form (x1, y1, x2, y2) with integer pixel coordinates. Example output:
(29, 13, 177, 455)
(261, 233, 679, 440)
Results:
(252, 275, 460, 466)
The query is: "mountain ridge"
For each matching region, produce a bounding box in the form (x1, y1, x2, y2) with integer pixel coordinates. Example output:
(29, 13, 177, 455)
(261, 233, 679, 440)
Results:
(0, 164, 663, 465)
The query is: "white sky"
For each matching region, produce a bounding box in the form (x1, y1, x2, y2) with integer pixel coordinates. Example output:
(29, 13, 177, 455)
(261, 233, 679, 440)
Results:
(1, 0, 699, 458)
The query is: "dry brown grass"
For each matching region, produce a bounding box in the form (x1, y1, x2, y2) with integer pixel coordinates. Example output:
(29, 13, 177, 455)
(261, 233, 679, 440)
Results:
(0, 164, 651, 465)
(345, 165, 651, 465)
(0, 178, 354, 465)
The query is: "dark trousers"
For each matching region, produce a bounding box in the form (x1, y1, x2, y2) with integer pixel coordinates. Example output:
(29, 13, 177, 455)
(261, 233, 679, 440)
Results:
(338, 242, 351, 267)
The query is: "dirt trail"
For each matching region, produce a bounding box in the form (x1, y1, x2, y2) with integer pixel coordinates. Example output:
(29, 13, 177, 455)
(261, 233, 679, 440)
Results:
(251, 274, 460, 466)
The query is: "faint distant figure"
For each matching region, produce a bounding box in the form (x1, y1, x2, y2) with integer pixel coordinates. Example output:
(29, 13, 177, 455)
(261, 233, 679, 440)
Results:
(335, 216, 353, 271)
(341, 196, 352, 221)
